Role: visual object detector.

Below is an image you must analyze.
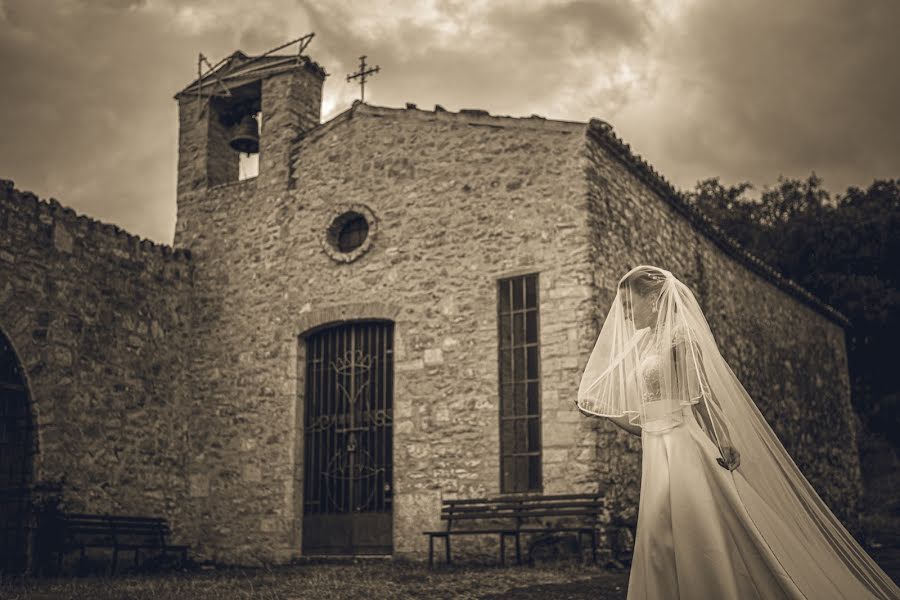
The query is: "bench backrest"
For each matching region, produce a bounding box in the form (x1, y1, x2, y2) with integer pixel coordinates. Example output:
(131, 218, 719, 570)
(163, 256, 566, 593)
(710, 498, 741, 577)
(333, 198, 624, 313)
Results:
(60, 513, 171, 548)
(440, 492, 604, 530)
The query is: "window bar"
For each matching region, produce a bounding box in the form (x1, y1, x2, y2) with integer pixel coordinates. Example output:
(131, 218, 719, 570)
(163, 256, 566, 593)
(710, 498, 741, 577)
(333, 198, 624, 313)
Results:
(314, 333, 321, 513)
(326, 330, 334, 513)
(304, 337, 311, 513)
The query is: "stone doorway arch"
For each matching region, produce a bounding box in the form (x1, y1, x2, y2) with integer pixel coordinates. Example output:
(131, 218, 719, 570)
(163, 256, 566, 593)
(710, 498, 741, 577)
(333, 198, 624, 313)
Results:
(301, 320, 394, 555)
(0, 328, 36, 574)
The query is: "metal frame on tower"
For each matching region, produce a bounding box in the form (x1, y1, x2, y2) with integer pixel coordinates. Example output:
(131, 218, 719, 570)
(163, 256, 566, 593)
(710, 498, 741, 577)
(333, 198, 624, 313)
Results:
(192, 33, 318, 113)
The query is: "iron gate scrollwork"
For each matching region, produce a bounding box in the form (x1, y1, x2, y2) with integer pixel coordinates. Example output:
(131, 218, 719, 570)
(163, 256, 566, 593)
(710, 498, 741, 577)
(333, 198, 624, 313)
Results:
(302, 321, 393, 555)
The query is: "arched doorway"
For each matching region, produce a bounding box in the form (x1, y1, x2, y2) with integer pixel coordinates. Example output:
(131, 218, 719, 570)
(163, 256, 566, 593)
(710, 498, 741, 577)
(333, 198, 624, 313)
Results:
(0, 330, 35, 574)
(302, 321, 393, 555)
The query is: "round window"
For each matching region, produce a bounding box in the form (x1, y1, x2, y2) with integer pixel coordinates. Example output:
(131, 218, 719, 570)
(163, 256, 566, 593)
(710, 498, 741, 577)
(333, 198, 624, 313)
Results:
(323, 206, 377, 263)
(334, 212, 368, 252)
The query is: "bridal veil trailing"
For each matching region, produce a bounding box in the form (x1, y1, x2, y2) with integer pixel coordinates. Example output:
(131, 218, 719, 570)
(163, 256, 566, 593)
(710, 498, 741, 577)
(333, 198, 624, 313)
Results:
(577, 265, 899, 599)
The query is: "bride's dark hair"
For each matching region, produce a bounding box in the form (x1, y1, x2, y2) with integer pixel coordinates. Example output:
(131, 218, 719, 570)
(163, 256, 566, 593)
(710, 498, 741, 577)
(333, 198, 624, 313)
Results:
(619, 269, 667, 305)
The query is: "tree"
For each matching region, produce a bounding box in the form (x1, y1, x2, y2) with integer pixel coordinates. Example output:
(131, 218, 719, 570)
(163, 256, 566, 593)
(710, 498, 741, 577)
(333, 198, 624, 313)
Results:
(685, 176, 900, 444)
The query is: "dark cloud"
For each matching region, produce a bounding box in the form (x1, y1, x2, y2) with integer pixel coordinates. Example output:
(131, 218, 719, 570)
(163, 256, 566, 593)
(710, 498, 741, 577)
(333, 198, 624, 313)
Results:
(483, 0, 650, 53)
(0, 0, 896, 243)
(613, 0, 900, 194)
(302, 0, 652, 120)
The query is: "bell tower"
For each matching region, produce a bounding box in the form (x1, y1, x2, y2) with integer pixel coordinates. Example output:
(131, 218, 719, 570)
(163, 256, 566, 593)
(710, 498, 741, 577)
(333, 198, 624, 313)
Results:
(173, 44, 327, 245)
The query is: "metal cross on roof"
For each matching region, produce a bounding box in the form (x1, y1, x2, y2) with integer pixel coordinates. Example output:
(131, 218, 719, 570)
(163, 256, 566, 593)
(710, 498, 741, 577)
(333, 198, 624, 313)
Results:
(346, 55, 380, 102)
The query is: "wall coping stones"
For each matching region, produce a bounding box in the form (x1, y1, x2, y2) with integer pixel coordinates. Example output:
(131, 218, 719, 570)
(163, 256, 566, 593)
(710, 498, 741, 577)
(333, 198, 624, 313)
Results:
(584, 119, 849, 328)
(0, 179, 192, 262)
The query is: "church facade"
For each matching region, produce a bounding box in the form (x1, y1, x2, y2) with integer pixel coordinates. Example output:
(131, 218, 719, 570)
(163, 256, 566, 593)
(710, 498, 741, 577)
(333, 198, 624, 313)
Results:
(0, 50, 860, 567)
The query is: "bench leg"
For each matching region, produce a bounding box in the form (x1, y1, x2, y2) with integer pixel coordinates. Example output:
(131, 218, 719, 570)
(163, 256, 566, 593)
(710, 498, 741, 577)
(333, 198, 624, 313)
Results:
(112, 547, 118, 575)
(445, 536, 451, 565)
(515, 532, 522, 565)
(428, 536, 434, 567)
(592, 529, 597, 564)
(500, 534, 505, 566)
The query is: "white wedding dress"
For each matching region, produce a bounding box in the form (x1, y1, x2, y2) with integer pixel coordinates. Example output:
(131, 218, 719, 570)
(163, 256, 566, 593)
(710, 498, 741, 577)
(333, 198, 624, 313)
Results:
(629, 350, 822, 599)
(579, 266, 899, 600)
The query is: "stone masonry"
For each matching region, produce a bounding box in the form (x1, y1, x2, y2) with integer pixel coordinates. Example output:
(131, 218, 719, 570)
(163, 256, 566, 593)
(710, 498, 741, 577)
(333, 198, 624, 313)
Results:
(0, 48, 858, 567)
(0, 181, 193, 529)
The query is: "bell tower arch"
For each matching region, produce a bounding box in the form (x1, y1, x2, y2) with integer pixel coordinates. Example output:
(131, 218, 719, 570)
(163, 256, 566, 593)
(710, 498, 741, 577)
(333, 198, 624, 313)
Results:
(173, 46, 327, 245)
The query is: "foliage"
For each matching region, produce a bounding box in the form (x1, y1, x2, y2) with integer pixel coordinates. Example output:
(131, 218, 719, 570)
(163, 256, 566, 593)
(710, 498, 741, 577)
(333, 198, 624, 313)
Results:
(684, 175, 900, 443)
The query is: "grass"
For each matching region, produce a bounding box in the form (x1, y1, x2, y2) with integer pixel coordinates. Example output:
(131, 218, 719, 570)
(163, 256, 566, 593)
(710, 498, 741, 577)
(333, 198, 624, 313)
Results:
(857, 429, 900, 585)
(0, 558, 630, 600)
(3, 432, 896, 600)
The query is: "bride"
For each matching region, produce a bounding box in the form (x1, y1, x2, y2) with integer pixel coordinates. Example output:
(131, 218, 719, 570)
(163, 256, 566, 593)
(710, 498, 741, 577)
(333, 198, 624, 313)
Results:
(576, 265, 899, 600)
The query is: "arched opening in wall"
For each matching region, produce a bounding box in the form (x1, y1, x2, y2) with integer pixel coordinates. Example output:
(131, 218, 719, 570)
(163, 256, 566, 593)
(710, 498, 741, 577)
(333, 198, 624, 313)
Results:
(238, 110, 262, 181)
(212, 79, 262, 185)
(300, 321, 394, 555)
(0, 329, 36, 574)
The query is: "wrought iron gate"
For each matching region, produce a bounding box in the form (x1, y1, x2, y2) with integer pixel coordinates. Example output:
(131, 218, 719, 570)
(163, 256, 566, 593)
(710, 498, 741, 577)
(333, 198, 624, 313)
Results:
(0, 331, 34, 574)
(302, 321, 393, 555)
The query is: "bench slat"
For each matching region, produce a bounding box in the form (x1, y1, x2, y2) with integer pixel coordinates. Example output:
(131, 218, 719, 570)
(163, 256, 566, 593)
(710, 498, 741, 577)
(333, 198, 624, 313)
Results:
(442, 507, 602, 517)
(442, 511, 600, 521)
(442, 492, 600, 505)
(422, 529, 519, 535)
(443, 501, 602, 514)
(64, 513, 166, 522)
(65, 524, 167, 531)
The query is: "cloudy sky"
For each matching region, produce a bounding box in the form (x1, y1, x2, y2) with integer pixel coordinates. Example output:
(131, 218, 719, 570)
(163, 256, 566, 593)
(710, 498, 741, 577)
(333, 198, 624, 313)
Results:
(1, 0, 898, 244)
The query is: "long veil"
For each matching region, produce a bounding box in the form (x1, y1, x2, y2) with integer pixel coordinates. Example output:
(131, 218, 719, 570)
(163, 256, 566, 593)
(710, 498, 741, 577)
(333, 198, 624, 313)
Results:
(577, 265, 900, 599)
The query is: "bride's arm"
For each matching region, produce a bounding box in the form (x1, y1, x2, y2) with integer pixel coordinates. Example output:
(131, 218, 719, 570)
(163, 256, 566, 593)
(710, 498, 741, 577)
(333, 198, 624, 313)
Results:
(684, 343, 740, 469)
(605, 413, 642, 437)
(574, 401, 642, 436)
(691, 395, 731, 446)
(687, 344, 733, 445)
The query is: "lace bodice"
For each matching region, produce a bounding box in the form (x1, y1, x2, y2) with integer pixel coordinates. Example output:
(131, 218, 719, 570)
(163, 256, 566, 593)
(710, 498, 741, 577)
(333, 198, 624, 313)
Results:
(639, 351, 662, 404)
(638, 347, 690, 432)
(638, 325, 690, 405)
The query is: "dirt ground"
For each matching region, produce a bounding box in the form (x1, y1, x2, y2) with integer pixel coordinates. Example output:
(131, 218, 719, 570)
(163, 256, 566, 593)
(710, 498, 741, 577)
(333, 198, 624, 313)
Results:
(3, 432, 897, 600)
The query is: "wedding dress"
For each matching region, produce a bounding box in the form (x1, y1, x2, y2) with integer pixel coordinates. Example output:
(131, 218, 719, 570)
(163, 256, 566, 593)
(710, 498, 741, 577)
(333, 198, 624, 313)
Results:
(577, 265, 900, 600)
(629, 348, 801, 599)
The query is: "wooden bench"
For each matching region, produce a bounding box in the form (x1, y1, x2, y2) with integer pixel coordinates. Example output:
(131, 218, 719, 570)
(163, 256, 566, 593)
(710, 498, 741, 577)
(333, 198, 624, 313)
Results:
(53, 513, 188, 574)
(422, 492, 605, 566)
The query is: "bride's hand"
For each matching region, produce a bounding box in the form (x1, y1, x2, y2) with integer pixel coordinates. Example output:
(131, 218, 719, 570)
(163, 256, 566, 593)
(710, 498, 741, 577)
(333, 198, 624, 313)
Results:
(716, 446, 741, 471)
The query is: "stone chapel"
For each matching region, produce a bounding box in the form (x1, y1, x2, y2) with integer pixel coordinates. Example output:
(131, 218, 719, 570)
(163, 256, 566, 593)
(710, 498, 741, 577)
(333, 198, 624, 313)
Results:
(0, 48, 860, 568)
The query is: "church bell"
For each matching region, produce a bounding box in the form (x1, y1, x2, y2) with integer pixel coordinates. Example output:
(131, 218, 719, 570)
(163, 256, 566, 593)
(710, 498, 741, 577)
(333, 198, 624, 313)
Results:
(228, 114, 260, 154)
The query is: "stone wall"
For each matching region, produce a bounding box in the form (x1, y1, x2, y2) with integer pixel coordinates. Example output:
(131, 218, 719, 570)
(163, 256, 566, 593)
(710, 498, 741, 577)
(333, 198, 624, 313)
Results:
(0, 96, 860, 564)
(581, 121, 860, 555)
(0, 77, 858, 570)
(174, 103, 601, 564)
(0, 180, 193, 536)
(173, 100, 860, 566)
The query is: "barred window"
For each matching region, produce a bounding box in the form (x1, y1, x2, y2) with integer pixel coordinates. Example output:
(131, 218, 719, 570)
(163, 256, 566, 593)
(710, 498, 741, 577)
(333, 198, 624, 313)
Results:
(497, 273, 541, 493)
